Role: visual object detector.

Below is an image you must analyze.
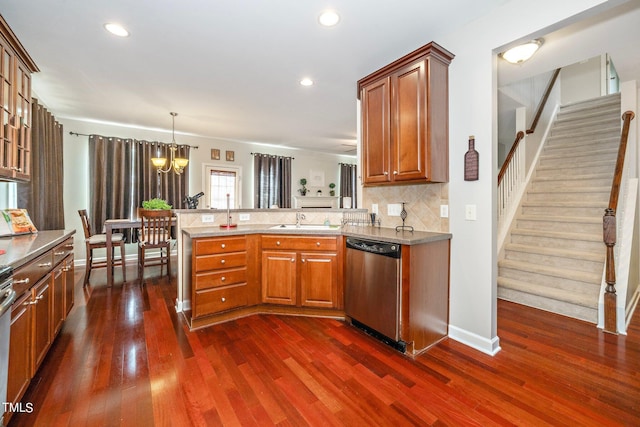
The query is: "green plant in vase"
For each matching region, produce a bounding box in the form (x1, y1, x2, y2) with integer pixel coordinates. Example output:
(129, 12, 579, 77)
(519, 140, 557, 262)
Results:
(298, 178, 308, 196)
(329, 182, 336, 196)
(142, 198, 172, 210)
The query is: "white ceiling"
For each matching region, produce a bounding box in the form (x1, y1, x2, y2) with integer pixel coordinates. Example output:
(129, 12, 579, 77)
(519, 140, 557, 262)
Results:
(2, 1, 639, 155)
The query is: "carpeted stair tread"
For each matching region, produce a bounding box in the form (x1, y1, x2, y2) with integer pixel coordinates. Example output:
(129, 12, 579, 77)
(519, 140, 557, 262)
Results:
(517, 214, 601, 224)
(510, 228, 601, 242)
(499, 258, 601, 284)
(497, 276, 598, 309)
(503, 243, 604, 262)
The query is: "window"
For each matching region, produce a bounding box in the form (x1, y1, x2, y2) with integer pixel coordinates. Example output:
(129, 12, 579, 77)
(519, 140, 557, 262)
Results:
(204, 165, 242, 209)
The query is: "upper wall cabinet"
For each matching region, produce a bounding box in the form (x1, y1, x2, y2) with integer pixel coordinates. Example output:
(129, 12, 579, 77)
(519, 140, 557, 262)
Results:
(0, 15, 39, 182)
(358, 42, 454, 186)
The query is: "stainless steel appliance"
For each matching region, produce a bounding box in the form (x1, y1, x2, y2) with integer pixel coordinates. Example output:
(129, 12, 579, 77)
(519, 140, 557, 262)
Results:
(0, 265, 16, 425)
(344, 237, 406, 352)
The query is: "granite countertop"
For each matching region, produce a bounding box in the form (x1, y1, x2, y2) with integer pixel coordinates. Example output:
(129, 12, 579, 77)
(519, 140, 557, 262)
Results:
(0, 229, 76, 269)
(182, 224, 451, 245)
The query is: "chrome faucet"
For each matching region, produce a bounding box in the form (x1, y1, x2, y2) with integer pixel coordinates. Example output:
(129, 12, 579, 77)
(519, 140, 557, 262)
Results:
(295, 212, 306, 227)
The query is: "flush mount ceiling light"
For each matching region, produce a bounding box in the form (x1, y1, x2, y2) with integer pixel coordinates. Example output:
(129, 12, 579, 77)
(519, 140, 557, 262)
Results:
(151, 112, 189, 175)
(501, 39, 543, 64)
(318, 10, 340, 27)
(299, 78, 314, 86)
(104, 22, 129, 37)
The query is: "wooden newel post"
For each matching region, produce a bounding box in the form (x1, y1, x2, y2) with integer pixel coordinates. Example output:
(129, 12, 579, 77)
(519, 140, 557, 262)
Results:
(603, 208, 617, 333)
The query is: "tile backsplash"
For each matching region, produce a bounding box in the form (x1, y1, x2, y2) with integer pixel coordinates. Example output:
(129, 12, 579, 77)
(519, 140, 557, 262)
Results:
(362, 183, 449, 232)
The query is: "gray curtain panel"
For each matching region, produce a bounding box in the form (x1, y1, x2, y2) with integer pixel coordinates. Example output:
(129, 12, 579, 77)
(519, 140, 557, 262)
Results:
(339, 163, 357, 208)
(17, 98, 64, 230)
(253, 153, 292, 208)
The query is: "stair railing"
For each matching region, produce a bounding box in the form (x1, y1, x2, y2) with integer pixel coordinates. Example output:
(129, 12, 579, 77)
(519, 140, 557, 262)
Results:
(602, 110, 635, 334)
(498, 68, 561, 226)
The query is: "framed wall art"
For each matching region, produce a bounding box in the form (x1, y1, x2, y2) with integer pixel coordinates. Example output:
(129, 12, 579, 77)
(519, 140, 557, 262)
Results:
(226, 150, 235, 162)
(211, 149, 220, 160)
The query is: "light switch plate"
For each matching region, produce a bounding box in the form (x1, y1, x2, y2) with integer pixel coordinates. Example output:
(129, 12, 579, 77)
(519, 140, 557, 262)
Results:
(202, 214, 214, 223)
(465, 204, 477, 221)
(239, 213, 250, 221)
(387, 203, 402, 217)
(440, 205, 449, 218)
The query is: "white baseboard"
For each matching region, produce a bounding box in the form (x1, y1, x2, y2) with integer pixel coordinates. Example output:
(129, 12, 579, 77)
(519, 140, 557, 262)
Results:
(448, 325, 501, 356)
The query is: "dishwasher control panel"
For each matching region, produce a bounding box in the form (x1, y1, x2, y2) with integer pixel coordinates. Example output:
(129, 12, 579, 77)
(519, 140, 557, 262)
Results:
(345, 237, 400, 258)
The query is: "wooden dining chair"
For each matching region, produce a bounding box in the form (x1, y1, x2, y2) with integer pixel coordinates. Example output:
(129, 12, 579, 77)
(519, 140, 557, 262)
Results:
(137, 208, 173, 284)
(78, 209, 127, 286)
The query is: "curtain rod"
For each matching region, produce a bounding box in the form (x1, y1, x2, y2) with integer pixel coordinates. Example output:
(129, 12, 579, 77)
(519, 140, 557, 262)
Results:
(69, 131, 199, 149)
(251, 152, 295, 159)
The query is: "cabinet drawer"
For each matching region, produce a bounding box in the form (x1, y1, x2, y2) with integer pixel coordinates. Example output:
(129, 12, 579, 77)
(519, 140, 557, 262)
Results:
(262, 235, 337, 251)
(195, 267, 247, 291)
(194, 236, 246, 255)
(194, 284, 248, 318)
(13, 251, 53, 295)
(53, 238, 74, 266)
(195, 252, 246, 272)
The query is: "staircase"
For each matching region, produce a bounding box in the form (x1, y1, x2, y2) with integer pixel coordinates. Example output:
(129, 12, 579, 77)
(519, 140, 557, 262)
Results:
(498, 94, 621, 323)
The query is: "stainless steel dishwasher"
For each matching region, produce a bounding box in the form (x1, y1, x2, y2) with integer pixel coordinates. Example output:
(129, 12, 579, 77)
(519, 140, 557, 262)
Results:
(345, 237, 406, 352)
(0, 265, 16, 425)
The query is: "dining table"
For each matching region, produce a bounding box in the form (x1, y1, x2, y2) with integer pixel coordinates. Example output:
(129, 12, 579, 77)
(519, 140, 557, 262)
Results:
(103, 216, 176, 287)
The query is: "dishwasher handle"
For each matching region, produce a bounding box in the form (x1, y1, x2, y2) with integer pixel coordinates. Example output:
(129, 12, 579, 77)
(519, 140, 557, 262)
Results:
(345, 237, 401, 259)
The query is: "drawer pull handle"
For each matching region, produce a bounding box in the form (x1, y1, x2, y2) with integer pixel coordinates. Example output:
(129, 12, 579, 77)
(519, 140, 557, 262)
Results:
(220, 276, 226, 282)
(221, 297, 226, 302)
(276, 241, 281, 246)
(14, 278, 30, 285)
(38, 262, 52, 268)
(316, 242, 320, 246)
(220, 259, 226, 264)
(221, 243, 226, 249)
(64, 245, 74, 249)
(54, 251, 65, 256)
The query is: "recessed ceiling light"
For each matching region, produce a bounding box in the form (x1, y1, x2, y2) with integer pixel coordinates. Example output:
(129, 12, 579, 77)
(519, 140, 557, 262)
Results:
(501, 39, 543, 64)
(318, 10, 340, 27)
(104, 23, 130, 37)
(300, 78, 314, 87)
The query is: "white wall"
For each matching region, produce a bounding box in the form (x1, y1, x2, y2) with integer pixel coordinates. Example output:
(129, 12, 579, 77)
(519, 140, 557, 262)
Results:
(560, 55, 602, 104)
(438, 0, 613, 354)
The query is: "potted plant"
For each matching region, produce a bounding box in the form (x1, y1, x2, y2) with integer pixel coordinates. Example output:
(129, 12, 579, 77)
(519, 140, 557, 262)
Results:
(298, 178, 308, 196)
(329, 182, 336, 196)
(142, 198, 172, 210)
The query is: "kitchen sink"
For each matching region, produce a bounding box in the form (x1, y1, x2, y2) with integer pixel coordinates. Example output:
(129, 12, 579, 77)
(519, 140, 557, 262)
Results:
(269, 224, 341, 231)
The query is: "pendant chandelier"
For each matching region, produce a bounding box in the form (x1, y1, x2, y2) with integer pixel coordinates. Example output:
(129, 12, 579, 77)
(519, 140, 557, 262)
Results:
(151, 112, 189, 174)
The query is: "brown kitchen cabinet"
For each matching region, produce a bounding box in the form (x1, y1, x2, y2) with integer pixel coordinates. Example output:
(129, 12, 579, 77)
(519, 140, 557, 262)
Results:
(261, 235, 342, 309)
(6, 232, 75, 422)
(0, 15, 38, 182)
(358, 42, 454, 185)
(191, 235, 259, 320)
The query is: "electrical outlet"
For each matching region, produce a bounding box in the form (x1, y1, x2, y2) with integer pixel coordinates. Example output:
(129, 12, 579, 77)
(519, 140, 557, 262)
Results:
(202, 214, 214, 223)
(465, 204, 477, 221)
(239, 213, 250, 221)
(440, 205, 449, 218)
(387, 203, 402, 216)
(371, 204, 378, 215)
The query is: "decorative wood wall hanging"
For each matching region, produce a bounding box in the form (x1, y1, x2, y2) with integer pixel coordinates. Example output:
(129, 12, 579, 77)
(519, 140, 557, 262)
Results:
(464, 135, 479, 181)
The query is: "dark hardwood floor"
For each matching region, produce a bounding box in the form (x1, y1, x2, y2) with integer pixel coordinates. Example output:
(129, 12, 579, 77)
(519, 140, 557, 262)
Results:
(8, 264, 640, 426)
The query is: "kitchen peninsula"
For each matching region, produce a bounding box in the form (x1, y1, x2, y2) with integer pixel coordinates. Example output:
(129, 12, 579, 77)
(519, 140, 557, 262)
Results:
(174, 208, 451, 357)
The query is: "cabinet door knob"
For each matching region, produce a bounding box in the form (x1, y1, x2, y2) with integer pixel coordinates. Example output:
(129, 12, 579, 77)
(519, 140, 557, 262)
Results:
(301, 259, 306, 263)
(220, 276, 226, 282)
(291, 258, 295, 262)
(384, 171, 389, 175)
(220, 259, 226, 264)
(221, 243, 226, 249)
(393, 170, 398, 175)
(221, 297, 226, 302)
(316, 242, 320, 246)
